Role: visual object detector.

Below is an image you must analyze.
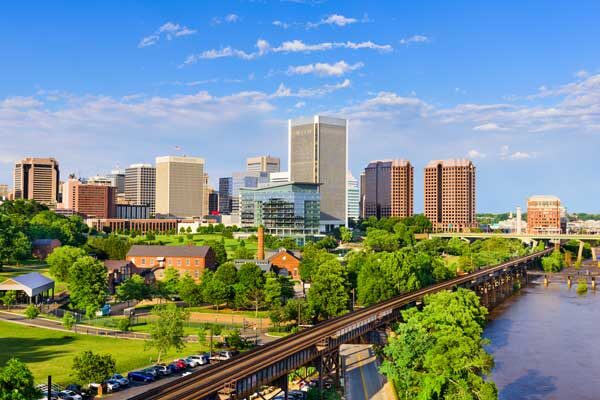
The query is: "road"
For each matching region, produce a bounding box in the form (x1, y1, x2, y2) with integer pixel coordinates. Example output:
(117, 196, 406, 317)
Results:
(341, 344, 395, 400)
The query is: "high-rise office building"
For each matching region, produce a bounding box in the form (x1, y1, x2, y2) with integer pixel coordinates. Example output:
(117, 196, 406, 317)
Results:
(527, 195, 562, 234)
(347, 171, 360, 222)
(86, 175, 112, 185)
(125, 164, 156, 215)
(424, 159, 476, 232)
(202, 173, 211, 217)
(289, 115, 347, 230)
(155, 156, 204, 218)
(0, 184, 9, 199)
(270, 171, 290, 184)
(231, 171, 269, 215)
(108, 169, 126, 194)
(208, 191, 219, 214)
(363, 160, 414, 219)
(247, 156, 281, 174)
(359, 172, 366, 219)
(13, 157, 60, 207)
(219, 177, 233, 214)
(73, 183, 117, 219)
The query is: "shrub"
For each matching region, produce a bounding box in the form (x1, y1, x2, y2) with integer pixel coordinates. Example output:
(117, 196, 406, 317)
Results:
(63, 312, 77, 329)
(577, 279, 588, 295)
(117, 317, 131, 332)
(24, 304, 39, 319)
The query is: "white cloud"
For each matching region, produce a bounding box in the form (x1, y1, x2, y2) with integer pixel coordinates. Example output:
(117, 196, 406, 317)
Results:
(399, 35, 430, 45)
(272, 79, 351, 98)
(183, 39, 392, 65)
(138, 22, 196, 48)
(499, 145, 536, 160)
(272, 20, 290, 29)
(294, 101, 306, 109)
(286, 61, 364, 77)
(467, 149, 486, 159)
(509, 151, 533, 160)
(316, 14, 357, 27)
(1, 96, 43, 109)
(473, 123, 509, 131)
(225, 14, 240, 23)
(275, 14, 360, 29)
(575, 70, 589, 78)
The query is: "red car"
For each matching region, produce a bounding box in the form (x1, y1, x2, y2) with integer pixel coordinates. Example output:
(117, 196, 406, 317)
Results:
(173, 359, 187, 369)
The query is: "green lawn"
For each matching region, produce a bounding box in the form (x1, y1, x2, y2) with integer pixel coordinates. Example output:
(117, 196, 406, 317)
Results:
(0, 320, 207, 386)
(186, 306, 270, 318)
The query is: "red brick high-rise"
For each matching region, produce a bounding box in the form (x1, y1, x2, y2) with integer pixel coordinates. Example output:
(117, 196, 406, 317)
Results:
(424, 159, 476, 232)
(363, 160, 414, 219)
(527, 195, 562, 234)
(73, 183, 117, 219)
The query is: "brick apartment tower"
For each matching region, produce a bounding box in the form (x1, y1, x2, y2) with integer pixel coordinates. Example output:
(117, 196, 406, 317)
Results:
(256, 225, 265, 260)
(526, 195, 562, 234)
(13, 157, 60, 207)
(73, 183, 117, 219)
(363, 160, 414, 219)
(424, 159, 476, 232)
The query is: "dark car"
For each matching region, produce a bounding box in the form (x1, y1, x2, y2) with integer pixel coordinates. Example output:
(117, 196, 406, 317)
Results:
(127, 371, 155, 383)
(168, 362, 183, 372)
(142, 367, 160, 378)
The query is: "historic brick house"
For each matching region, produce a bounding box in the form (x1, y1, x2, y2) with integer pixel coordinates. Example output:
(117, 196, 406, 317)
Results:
(126, 245, 216, 281)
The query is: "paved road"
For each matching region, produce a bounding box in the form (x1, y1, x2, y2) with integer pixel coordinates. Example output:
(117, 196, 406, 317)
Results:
(341, 344, 395, 400)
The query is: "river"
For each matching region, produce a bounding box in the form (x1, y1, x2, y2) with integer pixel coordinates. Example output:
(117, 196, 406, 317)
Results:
(484, 278, 600, 400)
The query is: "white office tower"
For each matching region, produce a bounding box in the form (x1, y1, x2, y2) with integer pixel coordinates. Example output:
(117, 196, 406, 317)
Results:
(289, 115, 348, 231)
(155, 156, 205, 218)
(347, 171, 360, 223)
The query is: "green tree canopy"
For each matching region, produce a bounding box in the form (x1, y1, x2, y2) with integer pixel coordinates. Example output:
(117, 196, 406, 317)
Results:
(68, 256, 108, 315)
(0, 358, 41, 400)
(72, 350, 116, 385)
(542, 250, 565, 272)
(205, 240, 228, 266)
(178, 273, 203, 306)
(307, 259, 349, 321)
(145, 303, 190, 363)
(299, 242, 335, 283)
(116, 275, 152, 303)
(380, 289, 497, 400)
(46, 245, 87, 282)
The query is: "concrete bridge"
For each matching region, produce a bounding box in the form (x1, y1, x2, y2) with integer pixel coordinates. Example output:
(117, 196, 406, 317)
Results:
(128, 249, 552, 400)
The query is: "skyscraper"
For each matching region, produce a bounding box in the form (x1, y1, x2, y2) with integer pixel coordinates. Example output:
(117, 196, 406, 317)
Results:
(363, 160, 414, 219)
(202, 173, 211, 217)
(347, 171, 360, 223)
(289, 115, 347, 230)
(125, 164, 156, 214)
(246, 156, 281, 174)
(231, 171, 269, 215)
(219, 177, 233, 214)
(13, 157, 60, 207)
(424, 159, 476, 232)
(108, 169, 126, 194)
(527, 195, 562, 234)
(73, 183, 117, 219)
(155, 156, 204, 218)
(0, 184, 8, 199)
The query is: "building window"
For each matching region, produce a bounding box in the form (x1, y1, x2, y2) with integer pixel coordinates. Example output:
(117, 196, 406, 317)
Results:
(141, 258, 146, 265)
(177, 259, 181, 266)
(186, 259, 190, 266)
(194, 271, 200, 279)
(195, 259, 199, 266)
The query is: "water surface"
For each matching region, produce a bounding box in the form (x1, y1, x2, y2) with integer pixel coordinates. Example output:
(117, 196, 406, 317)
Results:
(484, 281, 600, 400)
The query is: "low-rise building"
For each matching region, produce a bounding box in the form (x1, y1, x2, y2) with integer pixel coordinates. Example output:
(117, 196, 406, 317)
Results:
(31, 239, 61, 260)
(86, 218, 179, 234)
(268, 248, 302, 280)
(126, 245, 216, 281)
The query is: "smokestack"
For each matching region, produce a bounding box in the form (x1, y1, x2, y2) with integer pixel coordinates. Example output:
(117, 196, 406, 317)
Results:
(257, 226, 265, 260)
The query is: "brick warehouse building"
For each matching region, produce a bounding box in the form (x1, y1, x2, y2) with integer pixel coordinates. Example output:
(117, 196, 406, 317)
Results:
(126, 245, 216, 281)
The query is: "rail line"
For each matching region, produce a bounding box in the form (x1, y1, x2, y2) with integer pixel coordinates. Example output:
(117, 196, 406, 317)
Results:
(129, 249, 551, 400)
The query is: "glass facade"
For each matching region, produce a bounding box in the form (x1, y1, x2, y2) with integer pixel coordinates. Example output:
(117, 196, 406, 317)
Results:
(240, 183, 321, 238)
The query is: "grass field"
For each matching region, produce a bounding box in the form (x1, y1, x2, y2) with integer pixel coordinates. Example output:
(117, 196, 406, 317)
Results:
(132, 233, 259, 259)
(0, 320, 206, 385)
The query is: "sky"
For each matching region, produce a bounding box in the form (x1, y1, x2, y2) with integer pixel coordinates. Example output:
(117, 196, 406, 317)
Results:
(1, 0, 599, 213)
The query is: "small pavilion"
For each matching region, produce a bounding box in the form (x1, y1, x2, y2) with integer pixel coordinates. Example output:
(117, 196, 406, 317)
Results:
(0, 272, 55, 304)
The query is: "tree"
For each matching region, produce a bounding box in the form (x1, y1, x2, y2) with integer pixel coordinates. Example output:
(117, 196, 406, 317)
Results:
(29, 211, 87, 247)
(145, 303, 189, 363)
(202, 275, 230, 311)
(264, 272, 294, 307)
(86, 235, 131, 260)
(116, 275, 152, 303)
(0, 358, 41, 400)
(206, 240, 228, 266)
(365, 228, 400, 252)
(299, 242, 335, 283)
(1, 291, 17, 310)
(63, 312, 77, 330)
(161, 267, 181, 298)
(0, 214, 31, 267)
(340, 227, 353, 243)
(24, 304, 39, 319)
(46, 245, 87, 282)
(178, 274, 203, 306)
(307, 259, 349, 321)
(542, 250, 565, 273)
(68, 256, 108, 315)
(215, 262, 239, 286)
(380, 289, 496, 400)
(72, 351, 116, 385)
(234, 242, 255, 259)
(315, 236, 338, 250)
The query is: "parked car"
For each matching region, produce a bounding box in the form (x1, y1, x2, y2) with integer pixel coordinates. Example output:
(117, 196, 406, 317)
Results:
(95, 304, 111, 317)
(127, 371, 155, 383)
(142, 367, 160, 378)
(188, 354, 210, 365)
(154, 364, 173, 376)
(210, 350, 239, 361)
(172, 359, 188, 369)
(111, 374, 129, 387)
(185, 357, 201, 367)
(168, 362, 183, 372)
(58, 390, 82, 400)
(105, 379, 121, 392)
(289, 391, 307, 400)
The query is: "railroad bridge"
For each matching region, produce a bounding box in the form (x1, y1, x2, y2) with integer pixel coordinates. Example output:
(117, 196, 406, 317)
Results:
(129, 249, 552, 400)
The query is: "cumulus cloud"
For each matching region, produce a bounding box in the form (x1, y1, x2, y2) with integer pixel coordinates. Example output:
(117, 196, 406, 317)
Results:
(399, 35, 430, 45)
(274, 14, 360, 29)
(575, 70, 589, 78)
(286, 61, 364, 77)
(467, 149, 486, 159)
(225, 14, 240, 23)
(272, 79, 351, 98)
(499, 145, 536, 160)
(213, 14, 241, 24)
(183, 39, 392, 64)
(473, 123, 509, 131)
(138, 22, 197, 48)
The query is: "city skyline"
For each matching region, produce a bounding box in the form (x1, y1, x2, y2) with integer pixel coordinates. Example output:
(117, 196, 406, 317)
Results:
(1, 1, 599, 212)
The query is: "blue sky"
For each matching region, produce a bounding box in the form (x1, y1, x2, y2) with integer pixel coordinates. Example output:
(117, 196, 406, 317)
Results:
(1, 0, 599, 212)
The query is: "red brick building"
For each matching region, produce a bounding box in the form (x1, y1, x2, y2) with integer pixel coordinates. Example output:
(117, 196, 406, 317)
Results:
(73, 183, 117, 219)
(268, 249, 302, 280)
(31, 239, 61, 260)
(126, 245, 216, 281)
(527, 195, 562, 234)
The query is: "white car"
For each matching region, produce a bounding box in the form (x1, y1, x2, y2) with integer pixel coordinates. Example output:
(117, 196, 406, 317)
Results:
(59, 390, 82, 400)
(185, 357, 200, 367)
(188, 354, 210, 365)
(111, 374, 129, 387)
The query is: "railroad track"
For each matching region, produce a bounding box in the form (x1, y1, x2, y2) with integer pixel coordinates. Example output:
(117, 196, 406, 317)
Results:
(129, 249, 551, 400)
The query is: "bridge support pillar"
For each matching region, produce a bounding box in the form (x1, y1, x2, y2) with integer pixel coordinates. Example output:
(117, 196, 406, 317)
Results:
(313, 346, 341, 399)
(577, 240, 585, 265)
(273, 374, 289, 400)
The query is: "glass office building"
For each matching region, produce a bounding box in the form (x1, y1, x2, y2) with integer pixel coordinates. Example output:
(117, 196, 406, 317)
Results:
(240, 182, 321, 241)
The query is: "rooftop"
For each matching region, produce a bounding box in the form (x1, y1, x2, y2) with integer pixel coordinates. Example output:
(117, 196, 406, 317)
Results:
(425, 159, 474, 168)
(127, 245, 212, 258)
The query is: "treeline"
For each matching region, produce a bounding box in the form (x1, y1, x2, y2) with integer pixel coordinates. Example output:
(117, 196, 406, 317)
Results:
(444, 236, 531, 273)
(0, 200, 88, 268)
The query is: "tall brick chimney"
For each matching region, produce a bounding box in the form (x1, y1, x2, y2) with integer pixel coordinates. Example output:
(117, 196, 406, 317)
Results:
(257, 225, 265, 260)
